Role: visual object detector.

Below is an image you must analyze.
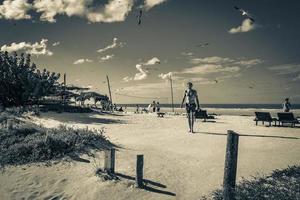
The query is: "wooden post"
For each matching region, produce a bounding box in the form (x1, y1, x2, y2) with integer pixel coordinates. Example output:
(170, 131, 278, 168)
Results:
(104, 149, 115, 174)
(7, 119, 13, 130)
(136, 155, 144, 188)
(223, 130, 239, 200)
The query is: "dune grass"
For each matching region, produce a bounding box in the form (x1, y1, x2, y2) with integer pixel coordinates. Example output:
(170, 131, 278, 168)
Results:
(0, 118, 114, 168)
(202, 165, 300, 200)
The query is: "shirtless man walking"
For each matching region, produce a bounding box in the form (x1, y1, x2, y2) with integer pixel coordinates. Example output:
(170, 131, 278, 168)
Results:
(180, 82, 200, 133)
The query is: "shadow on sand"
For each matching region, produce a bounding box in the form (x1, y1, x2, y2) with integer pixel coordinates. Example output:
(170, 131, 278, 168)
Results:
(46, 113, 125, 125)
(196, 131, 299, 140)
(115, 173, 176, 196)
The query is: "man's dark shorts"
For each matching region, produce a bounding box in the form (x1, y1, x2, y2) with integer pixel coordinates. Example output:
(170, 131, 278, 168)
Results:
(186, 103, 196, 113)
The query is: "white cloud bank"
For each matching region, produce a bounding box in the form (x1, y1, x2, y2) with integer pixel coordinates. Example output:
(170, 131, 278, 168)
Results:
(0, 0, 169, 22)
(0, 39, 53, 56)
(73, 58, 93, 65)
(269, 64, 300, 81)
(0, 0, 31, 20)
(158, 56, 263, 84)
(229, 19, 256, 34)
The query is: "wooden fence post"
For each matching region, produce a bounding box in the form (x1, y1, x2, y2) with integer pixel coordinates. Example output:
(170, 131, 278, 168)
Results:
(104, 149, 115, 174)
(223, 130, 239, 200)
(7, 119, 13, 130)
(136, 155, 144, 188)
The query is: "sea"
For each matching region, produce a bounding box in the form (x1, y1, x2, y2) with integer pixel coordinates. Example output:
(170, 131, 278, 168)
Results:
(119, 104, 300, 116)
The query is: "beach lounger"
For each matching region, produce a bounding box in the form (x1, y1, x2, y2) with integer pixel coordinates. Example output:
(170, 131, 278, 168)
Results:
(254, 112, 278, 126)
(277, 112, 300, 127)
(195, 110, 215, 122)
(157, 112, 165, 118)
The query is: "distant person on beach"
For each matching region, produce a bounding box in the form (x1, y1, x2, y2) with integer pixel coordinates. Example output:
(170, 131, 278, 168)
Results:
(148, 101, 156, 112)
(152, 101, 157, 112)
(157, 102, 161, 112)
(181, 82, 200, 133)
(136, 104, 140, 113)
(283, 98, 291, 112)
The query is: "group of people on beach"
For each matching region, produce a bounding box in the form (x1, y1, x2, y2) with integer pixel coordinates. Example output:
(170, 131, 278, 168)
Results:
(135, 101, 161, 113)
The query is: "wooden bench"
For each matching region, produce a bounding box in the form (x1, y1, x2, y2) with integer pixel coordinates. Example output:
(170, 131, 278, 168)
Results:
(157, 112, 165, 118)
(254, 112, 278, 126)
(278, 112, 299, 127)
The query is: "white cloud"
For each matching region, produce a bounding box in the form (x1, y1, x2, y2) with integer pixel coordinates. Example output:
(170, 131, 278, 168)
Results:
(269, 64, 300, 75)
(33, 0, 90, 23)
(181, 52, 194, 57)
(122, 76, 132, 82)
(0, 0, 31, 20)
(87, 0, 133, 23)
(190, 56, 263, 68)
(100, 54, 114, 61)
(181, 64, 240, 75)
(190, 56, 234, 64)
(269, 64, 300, 81)
(144, 57, 160, 65)
(0, 39, 53, 56)
(1, 0, 169, 23)
(52, 41, 60, 46)
(33, 0, 133, 23)
(229, 19, 256, 34)
(143, 0, 168, 10)
(158, 72, 172, 80)
(124, 57, 161, 81)
(134, 64, 148, 81)
(73, 58, 93, 65)
(97, 37, 124, 53)
(234, 59, 263, 68)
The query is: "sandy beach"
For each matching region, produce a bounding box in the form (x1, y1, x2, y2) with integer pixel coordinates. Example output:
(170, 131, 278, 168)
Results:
(1, 111, 299, 200)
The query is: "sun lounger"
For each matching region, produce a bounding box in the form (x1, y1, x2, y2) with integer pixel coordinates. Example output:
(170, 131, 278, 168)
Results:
(254, 112, 278, 126)
(277, 112, 300, 127)
(157, 112, 165, 117)
(195, 110, 215, 122)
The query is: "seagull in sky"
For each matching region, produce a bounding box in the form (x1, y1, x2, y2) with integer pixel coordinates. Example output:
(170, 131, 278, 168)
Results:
(196, 43, 210, 48)
(234, 6, 255, 23)
(138, 10, 143, 25)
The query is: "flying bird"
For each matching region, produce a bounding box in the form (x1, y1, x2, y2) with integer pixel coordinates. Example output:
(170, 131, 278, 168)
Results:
(234, 6, 255, 23)
(249, 86, 254, 89)
(138, 10, 143, 25)
(196, 43, 209, 48)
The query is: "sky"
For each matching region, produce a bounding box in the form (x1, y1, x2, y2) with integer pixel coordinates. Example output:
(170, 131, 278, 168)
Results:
(1, 0, 300, 104)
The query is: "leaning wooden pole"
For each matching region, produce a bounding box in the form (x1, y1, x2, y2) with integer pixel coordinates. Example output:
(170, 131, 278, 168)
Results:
(170, 75, 175, 112)
(63, 73, 67, 105)
(223, 130, 239, 200)
(106, 75, 113, 110)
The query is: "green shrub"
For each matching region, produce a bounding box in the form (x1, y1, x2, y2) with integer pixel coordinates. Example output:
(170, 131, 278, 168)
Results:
(0, 121, 114, 167)
(202, 166, 300, 200)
